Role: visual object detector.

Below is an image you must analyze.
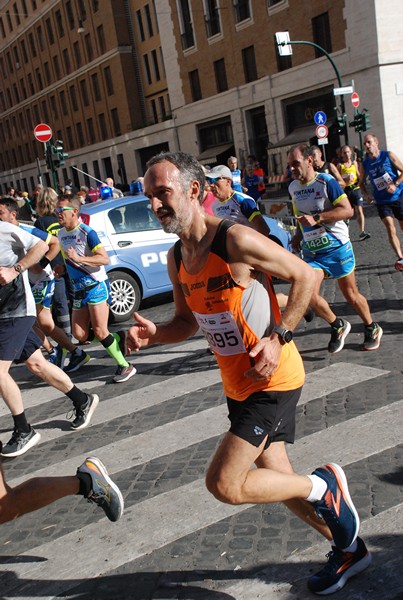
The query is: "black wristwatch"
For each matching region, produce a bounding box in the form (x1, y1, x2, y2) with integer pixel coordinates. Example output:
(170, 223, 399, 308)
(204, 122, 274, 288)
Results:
(313, 213, 321, 223)
(14, 263, 23, 274)
(273, 326, 293, 344)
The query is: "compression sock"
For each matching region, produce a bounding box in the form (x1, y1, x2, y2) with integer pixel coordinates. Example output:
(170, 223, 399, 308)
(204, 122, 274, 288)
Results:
(100, 333, 129, 368)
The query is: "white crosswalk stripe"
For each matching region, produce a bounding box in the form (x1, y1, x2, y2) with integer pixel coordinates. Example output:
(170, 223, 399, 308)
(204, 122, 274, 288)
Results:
(1, 346, 401, 600)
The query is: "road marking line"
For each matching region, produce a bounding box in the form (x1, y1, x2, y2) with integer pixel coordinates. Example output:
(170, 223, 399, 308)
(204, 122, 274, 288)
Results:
(2, 401, 402, 599)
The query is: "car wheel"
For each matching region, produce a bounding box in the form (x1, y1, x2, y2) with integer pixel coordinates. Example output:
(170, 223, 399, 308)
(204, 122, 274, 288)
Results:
(108, 271, 141, 323)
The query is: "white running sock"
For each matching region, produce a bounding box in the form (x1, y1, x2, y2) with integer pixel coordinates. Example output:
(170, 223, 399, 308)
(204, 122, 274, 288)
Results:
(306, 474, 327, 502)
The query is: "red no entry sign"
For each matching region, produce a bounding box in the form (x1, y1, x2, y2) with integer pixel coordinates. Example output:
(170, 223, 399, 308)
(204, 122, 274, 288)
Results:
(351, 92, 360, 108)
(34, 123, 52, 143)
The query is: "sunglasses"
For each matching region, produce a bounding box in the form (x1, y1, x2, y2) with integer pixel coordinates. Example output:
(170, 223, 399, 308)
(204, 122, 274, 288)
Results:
(55, 206, 75, 213)
(206, 177, 227, 184)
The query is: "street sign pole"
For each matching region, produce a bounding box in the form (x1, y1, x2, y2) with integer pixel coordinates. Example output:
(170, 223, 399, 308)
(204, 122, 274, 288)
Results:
(275, 36, 349, 145)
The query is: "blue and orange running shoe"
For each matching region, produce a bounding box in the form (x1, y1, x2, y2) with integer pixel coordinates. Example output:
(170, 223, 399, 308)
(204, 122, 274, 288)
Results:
(312, 463, 360, 550)
(77, 457, 124, 522)
(308, 537, 371, 595)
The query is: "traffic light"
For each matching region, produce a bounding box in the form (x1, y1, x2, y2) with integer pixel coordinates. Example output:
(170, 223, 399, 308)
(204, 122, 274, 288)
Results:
(53, 140, 68, 168)
(362, 110, 371, 131)
(348, 111, 371, 133)
(349, 114, 363, 132)
(45, 144, 54, 171)
(335, 115, 346, 135)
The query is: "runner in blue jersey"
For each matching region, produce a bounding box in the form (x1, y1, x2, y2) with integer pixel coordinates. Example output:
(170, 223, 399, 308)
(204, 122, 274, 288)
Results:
(288, 144, 382, 353)
(57, 196, 136, 383)
(205, 165, 270, 235)
(359, 133, 403, 271)
(227, 156, 244, 193)
(0, 198, 89, 372)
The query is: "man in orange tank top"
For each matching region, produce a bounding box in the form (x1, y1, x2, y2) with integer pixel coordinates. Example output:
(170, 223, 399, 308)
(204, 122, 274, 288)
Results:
(126, 151, 371, 596)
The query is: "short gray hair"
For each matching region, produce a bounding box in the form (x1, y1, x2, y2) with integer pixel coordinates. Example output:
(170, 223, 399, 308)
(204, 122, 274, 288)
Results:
(146, 151, 205, 203)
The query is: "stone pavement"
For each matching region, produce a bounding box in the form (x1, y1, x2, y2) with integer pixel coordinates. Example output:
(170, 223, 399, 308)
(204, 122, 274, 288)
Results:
(0, 203, 402, 600)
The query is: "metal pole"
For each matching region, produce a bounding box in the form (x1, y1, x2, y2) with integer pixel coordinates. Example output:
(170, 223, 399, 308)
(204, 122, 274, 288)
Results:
(279, 40, 349, 145)
(71, 165, 104, 186)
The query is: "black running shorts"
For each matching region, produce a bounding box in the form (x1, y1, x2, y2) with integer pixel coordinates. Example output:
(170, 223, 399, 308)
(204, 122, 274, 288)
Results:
(226, 386, 302, 449)
(0, 316, 36, 362)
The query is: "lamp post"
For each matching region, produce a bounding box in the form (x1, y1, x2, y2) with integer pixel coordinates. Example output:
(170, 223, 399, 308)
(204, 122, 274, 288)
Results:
(275, 34, 349, 145)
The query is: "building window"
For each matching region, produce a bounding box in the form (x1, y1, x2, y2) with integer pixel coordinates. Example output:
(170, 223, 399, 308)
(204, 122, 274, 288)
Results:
(13, 46, 20, 68)
(198, 117, 233, 149)
(158, 96, 166, 119)
(143, 54, 152, 85)
(20, 79, 27, 99)
(111, 108, 121, 136)
(13, 83, 20, 104)
(41, 99, 49, 122)
(63, 48, 71, 74)
(85, 34, 93, 61)
(136, 10, 145, 42)
(189, 69, 202, 102)
(60, 90, 68, 115)
(6, 11, 13, 32)
(69, 86, 78, 111)
(14, 3, 21, 26)
(150, 99, 158, 123)
(73, 41, 82, 68)
(242, 45, 257, 83)
(104, 66, 114, 95)
(27, 73, 34, 95)
(0, 18, 5, 38)
(28, 32, 37, 57)
(66, 126, 74, 149)
(92, 1, 99, 12)
(214, 58, 228, 93)
(87, 117, 96, 143)
(178, 0, 194, 50)
(78, 0, 87, 20)
(44, 61, 51, 85)
(66, 1, 75, 30)
(20, 39, 28, 63)
(53, 55, 60, 79)
(35, 68, 43, 89)
(205, 0, 220, 37)
(6, 52, 13, 74)
(234, 0, 251, 23)
(21, 0, 28, 17)
(98, 113, 107, 138)
(37, 25, 44, 51)
(46, 17, 54, 45)
(312, 12, 332, 56)
(76, 121, 84, 142)
(92, 160, 101, 181)
(91, 72, 101, 101)
(151, 49, 160, 81)
(144, 4, 153, 37)
(97, 24, 106, 54)
(55, 9, 64, 37)
(50, 95, 58, 119)
(80, 79, 89, 106)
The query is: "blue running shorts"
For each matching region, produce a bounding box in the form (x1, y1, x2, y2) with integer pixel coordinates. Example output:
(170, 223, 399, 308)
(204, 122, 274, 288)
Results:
(303, 242, 355, 279)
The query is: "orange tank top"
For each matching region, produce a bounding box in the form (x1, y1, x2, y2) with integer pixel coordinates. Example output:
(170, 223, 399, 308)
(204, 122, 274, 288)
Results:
(174, 220, 305, 400)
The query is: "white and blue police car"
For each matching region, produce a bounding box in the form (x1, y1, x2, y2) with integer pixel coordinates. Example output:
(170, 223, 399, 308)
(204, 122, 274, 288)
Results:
(80, 194, 177, 323)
